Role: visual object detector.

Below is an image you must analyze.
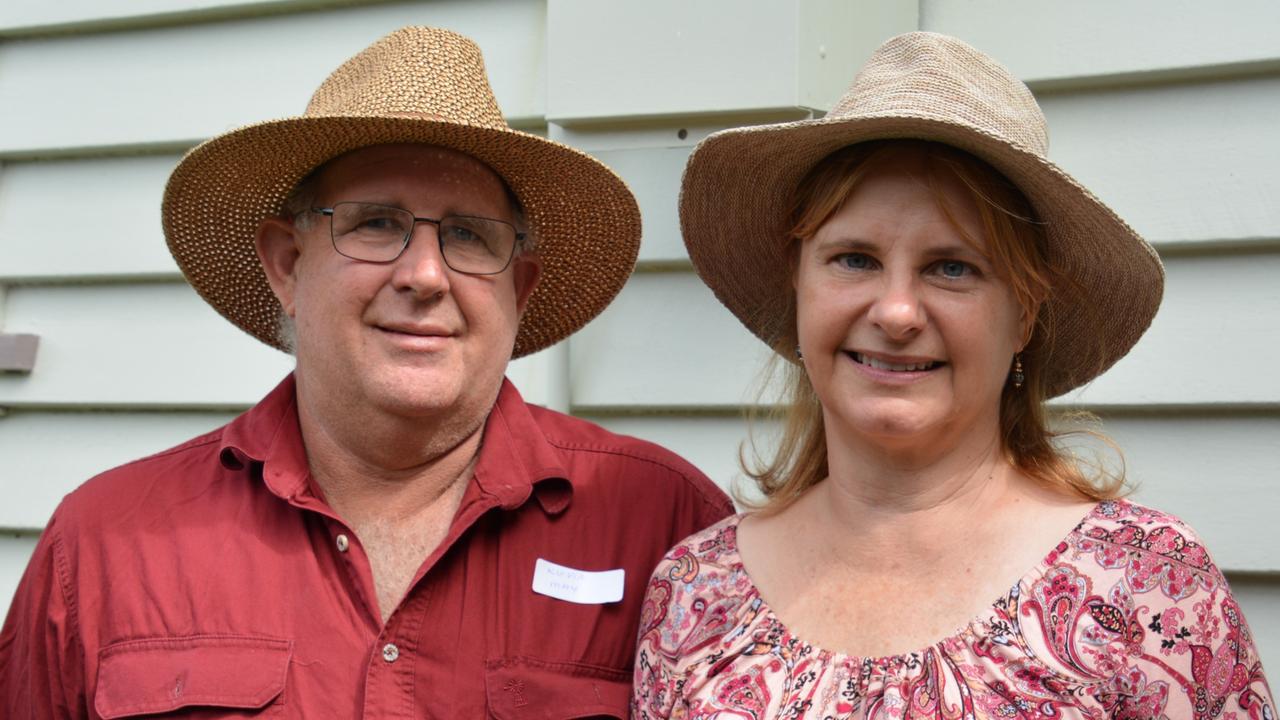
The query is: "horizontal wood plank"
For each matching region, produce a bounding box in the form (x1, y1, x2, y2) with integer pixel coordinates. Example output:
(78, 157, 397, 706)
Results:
(1039, 74, 1280, 249)
(0, 532, 39, 619)
(0, 282, 295, 407)
(546, 0, 916, 122)
(0, 0, 545, 156)
(546, 1, 796, 121)
(0, 281, 563, 408)
(590, 411, 1280, 573)
(0, 0, 361, 34)
(0, 248, 1275, 409)
(572, 251, 1280, 409)
(2, 75, 1275, 282)
(921, 0, 1280, 85)
(0, 410, 237, 529)
(0, 154, 181, 281)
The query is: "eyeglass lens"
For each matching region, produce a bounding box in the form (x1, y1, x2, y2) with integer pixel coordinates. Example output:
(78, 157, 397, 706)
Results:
(328, 202, 516, 274)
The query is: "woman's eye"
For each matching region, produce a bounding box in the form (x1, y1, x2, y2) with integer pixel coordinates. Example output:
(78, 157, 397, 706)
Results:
(935, 260, 972, 278)
(836, 253, 875, 270)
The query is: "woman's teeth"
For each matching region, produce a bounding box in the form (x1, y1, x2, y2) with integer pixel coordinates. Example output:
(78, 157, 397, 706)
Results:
(852, 352, 938, 372)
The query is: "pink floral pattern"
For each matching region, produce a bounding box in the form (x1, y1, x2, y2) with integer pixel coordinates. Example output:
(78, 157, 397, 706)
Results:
(632, 500, 1274, 719)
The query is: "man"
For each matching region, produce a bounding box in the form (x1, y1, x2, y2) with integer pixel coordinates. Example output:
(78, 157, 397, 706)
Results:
(0, 27, 732, 717)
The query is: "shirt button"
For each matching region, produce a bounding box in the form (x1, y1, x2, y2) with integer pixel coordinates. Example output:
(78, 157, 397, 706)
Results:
(382, 643, 400, 663)
(335, 534, 349, 552)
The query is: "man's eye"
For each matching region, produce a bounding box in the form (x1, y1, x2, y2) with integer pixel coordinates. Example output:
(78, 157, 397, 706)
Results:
(440, 220, 488, 244)
(359, 216, 401, 231)
(836, 253, 874, 270)
(449, 226, 477, 241)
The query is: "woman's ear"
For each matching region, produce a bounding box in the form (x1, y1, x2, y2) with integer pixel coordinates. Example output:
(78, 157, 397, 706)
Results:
(1017, 300, 1041, 351)
(256, 216, 303, 317)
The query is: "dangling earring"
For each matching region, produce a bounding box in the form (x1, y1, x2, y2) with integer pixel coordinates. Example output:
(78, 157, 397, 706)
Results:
(795, 345, 804, 360)
(1012, 353, 1025, 389)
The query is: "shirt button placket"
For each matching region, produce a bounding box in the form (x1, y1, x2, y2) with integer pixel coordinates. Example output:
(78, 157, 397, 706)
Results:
(382, 642, 400, 663)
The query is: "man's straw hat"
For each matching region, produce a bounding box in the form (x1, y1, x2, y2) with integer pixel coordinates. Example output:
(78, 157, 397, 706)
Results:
(680, 32, 1164, 397)
(163, 26, 640, 358)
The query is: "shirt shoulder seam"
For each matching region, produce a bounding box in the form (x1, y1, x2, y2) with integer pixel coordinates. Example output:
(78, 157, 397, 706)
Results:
(103, 429, 223, 474)
(545, 438, 732, 514)
(46, 514, 83, 649)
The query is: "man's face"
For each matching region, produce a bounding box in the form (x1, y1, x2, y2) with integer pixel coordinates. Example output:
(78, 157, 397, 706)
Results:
(259, 144, 540, 426)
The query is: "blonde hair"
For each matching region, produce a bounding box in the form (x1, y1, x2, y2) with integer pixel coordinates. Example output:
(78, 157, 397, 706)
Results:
(742, 140, 1124, 511)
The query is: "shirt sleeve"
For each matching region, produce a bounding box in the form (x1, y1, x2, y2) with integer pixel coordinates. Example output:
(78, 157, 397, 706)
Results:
(1087, 517, 1275, 720)
(0, 513, 88, 719)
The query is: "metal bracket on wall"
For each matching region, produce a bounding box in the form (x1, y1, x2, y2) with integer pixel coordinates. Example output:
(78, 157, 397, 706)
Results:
(0, 334, 39, 373)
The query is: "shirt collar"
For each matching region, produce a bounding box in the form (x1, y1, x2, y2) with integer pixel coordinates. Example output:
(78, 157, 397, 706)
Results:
(218, 374, 314, 503)
(217, 374, 572, 515)
(471, 378, 573, 515)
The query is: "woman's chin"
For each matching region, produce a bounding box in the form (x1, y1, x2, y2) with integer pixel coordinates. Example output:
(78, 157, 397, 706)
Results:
(831, 400, 951, 446)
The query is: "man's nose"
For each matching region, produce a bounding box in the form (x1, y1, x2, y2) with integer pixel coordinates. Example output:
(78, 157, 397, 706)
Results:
(867, 272, 926, 339)
(389, 221, 452, 298)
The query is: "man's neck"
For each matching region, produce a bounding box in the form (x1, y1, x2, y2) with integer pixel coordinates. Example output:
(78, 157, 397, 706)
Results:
(296, 391, 488, 528)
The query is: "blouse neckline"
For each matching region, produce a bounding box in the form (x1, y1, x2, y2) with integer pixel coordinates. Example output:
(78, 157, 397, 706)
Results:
(721, 500, 1106, 670)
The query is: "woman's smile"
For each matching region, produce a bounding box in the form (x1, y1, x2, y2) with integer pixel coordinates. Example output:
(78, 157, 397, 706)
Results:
(796, 160, 1024, 447)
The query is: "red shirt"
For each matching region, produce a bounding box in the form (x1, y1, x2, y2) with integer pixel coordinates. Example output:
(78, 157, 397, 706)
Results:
(0, 375, 732, 719)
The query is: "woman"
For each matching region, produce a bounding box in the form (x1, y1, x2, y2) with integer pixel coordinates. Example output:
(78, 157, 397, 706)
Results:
(633, 33, 1273, 719)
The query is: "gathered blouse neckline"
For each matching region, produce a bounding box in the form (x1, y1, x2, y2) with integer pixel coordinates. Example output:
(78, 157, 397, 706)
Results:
(721, 501, 1100, 671)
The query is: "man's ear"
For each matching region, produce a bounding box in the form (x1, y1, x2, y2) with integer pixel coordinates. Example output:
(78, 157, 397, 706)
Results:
(511, 254, 542, 315)
(256, 217, 303, 317)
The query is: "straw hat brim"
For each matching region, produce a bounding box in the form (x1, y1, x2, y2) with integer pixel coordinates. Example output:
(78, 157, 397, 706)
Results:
(680, 112, 1164, 397)
(163, 115, 641, 358)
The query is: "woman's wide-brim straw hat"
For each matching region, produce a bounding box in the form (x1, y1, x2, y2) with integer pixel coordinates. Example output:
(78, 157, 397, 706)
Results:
(163, 26, 640, 358)
(680, 31, 1164, 397)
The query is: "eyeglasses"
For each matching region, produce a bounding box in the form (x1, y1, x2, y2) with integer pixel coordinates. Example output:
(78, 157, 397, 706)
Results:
(308, 202, 525, 275)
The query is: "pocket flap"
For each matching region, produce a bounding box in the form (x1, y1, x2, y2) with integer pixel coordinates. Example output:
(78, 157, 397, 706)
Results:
(485, 656, 630, 719)
(95, 635, 291, 718)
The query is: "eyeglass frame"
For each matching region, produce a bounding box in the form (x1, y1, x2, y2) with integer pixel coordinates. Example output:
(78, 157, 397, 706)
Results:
(306, 202, 528, 276)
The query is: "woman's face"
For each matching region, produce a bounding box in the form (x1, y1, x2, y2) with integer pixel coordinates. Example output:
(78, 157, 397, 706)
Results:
(794, 161, 1027, 454)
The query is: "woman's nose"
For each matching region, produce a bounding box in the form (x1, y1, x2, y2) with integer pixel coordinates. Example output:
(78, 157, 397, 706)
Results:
(867, 273, 926, 339)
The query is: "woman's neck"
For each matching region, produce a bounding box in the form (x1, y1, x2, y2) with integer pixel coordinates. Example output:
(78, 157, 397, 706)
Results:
(809, 417, 1036, 567)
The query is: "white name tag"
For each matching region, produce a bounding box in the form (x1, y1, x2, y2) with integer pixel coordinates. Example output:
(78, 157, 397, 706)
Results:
(531, 558, 625, 604)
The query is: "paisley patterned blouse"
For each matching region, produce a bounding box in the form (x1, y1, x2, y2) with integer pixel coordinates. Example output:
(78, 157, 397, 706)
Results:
(632, 500, 1274, 719)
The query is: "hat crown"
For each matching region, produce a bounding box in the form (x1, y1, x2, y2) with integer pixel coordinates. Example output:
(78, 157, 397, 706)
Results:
(831, 32, 1048, 155)
(304, 26, 509, 131)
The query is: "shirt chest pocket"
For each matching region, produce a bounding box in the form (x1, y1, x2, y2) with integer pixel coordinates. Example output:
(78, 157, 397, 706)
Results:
(485, 656, 630, 719)
(95, 635, 292, 718)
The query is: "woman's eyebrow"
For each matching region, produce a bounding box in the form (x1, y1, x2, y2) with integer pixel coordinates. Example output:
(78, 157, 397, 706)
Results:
(812, 236, 878, 252)
(920, 243, 988, 260)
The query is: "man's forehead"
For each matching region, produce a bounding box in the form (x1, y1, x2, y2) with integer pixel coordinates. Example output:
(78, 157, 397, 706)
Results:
(315, 143, 501, 184)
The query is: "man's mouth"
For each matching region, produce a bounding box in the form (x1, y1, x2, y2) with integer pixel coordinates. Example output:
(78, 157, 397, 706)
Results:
(377, 323, 451, 338)
(848, 352, 943, 372)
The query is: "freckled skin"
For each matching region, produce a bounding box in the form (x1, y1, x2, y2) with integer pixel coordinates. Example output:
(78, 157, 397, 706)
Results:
(794, 158, 1027, 461)
(254, 144, 542, 619)
(267, 144, 540, 460)
(731, 153, 1094, 659)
